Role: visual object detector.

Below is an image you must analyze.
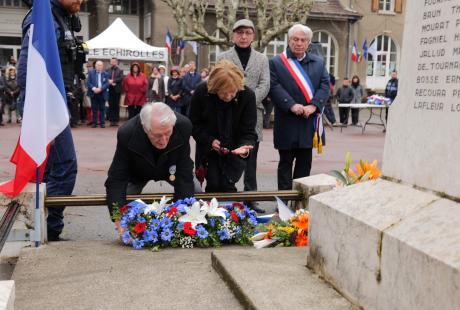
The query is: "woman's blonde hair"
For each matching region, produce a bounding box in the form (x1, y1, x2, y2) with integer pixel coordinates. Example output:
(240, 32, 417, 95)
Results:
(207, 60, 244, 94)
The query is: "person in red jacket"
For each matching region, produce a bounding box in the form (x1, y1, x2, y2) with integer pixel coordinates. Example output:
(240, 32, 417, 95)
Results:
(123, 62, 147, 119)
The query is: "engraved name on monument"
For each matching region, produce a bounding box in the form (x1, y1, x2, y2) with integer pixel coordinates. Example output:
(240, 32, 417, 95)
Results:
(383, 0, 460, 199)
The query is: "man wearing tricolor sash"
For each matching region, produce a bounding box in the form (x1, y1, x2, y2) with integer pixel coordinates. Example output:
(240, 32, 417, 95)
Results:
(269, 24, 330, 191)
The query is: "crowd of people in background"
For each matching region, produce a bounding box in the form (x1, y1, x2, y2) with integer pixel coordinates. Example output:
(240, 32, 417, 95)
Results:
(322, 71, 397, 128)
(0, 56, 399, 132)
(56, 57, 215, 128)
(0, 57, 20, 126)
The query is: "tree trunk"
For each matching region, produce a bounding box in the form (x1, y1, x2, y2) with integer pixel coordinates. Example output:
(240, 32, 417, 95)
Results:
(96, 0, 110, 35)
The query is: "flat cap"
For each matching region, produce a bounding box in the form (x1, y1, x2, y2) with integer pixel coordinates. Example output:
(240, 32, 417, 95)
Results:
(232, 19, 255, 31)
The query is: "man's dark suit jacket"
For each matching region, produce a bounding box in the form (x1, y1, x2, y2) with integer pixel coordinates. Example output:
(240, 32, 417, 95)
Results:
(106, 65, 124, 94)
(105, 113, 194, 216)
(87, 69, 109, 101)
(269, 48, 329, 150)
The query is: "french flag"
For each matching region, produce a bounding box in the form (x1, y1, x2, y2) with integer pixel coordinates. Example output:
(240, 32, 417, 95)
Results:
(0, 0, 69, 198)
(165, 30, 173, 53)
(351, 41, 358, 62)
(176, 39, 185, 55)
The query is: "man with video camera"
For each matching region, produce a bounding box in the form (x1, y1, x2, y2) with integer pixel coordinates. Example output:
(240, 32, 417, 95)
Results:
(17, 0, 86, 241)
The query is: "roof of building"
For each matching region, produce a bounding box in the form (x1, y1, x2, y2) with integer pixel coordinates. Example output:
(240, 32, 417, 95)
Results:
(310, 0, 362, 21)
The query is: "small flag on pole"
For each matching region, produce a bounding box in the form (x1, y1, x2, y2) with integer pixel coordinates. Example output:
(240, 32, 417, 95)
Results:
(165, 29, 173, 53)
(367, 41, 377, 59)
(351, 40, 358, 62)
(176, 39, 185, 55)
(362, 39, 368, 60)
(0, 0, 69, 198)
(188, 41, 198, 55)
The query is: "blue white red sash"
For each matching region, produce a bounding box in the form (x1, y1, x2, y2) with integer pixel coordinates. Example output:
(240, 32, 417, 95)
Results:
(279, 51, 325, 154)
(279, 51, 315, 104)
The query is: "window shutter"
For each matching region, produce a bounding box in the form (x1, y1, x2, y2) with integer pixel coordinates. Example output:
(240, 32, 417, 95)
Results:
(371, 0, 379, 12)
(395, 0, 403, 13)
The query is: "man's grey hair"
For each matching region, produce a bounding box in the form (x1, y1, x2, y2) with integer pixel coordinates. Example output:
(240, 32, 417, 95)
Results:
(288, 24, 313, 41)
(140, 102, 177, 131)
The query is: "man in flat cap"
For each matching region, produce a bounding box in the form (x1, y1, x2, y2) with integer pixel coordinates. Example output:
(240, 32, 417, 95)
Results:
(217, 19, 270, 213)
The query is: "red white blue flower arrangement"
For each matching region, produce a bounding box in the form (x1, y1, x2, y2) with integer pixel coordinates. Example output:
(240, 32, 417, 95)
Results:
(112, 197, 258, 250)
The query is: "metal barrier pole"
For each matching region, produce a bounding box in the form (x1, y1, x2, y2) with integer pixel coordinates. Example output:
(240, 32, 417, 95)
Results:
(0, 201, 20, 252)
(45, 190, 303, 207)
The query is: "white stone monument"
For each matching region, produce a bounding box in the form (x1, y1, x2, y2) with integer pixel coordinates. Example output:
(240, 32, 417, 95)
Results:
(383, 0, 460, 200)
(307, 0, 460, 309)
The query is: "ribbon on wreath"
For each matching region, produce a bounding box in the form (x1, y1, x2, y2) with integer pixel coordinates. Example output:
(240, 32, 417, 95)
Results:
(312, 107, 324, 154)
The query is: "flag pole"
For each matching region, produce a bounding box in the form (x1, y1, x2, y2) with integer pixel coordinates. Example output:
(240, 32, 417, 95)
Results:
(35, 167, 41, 247)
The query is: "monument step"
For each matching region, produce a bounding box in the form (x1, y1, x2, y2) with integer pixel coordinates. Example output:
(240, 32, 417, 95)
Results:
(12, 241, 242, 310)
(307, 179, 460, 310)
(211, 247, 357, 310)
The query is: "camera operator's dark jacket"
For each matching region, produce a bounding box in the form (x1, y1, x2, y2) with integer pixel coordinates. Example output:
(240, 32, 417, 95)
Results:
(18, 0, 83, 94)
(105, 114, 195, 216)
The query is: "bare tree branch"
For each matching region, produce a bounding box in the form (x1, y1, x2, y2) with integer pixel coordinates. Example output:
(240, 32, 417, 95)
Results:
(161, 0, 315, 52)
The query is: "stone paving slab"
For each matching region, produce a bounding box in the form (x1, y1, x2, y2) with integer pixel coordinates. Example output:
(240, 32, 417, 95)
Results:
(12, 241, 242, 310)
(212, 247, 357, 310)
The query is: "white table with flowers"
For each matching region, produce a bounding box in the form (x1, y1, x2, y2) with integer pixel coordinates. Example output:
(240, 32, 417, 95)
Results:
(337, 103, 389, 134)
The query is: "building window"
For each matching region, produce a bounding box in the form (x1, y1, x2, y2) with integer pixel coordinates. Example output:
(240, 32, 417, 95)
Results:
(264, 34, 287, 60)
(379, 0, 394, 12)
(0, 0, 24, 7)
(80, 2, 89, 12)
(0, 36, 22, 68)
(312, 31, 337, 76)
(209, 44, 218, 66)
(109, 0, 139, 15)
(209, 31, 224, 66)
(367, 34, 397, 78)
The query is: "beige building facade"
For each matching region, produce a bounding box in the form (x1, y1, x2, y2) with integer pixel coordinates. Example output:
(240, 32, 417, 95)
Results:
(344, 0, 405, 90)
(0, 0, 404, 91)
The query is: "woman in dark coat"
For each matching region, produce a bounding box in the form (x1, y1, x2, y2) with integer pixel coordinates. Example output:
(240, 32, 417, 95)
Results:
(166, 66, 183, 114)
(190, 60, 257, 192)
(350, 75, 364, 126)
